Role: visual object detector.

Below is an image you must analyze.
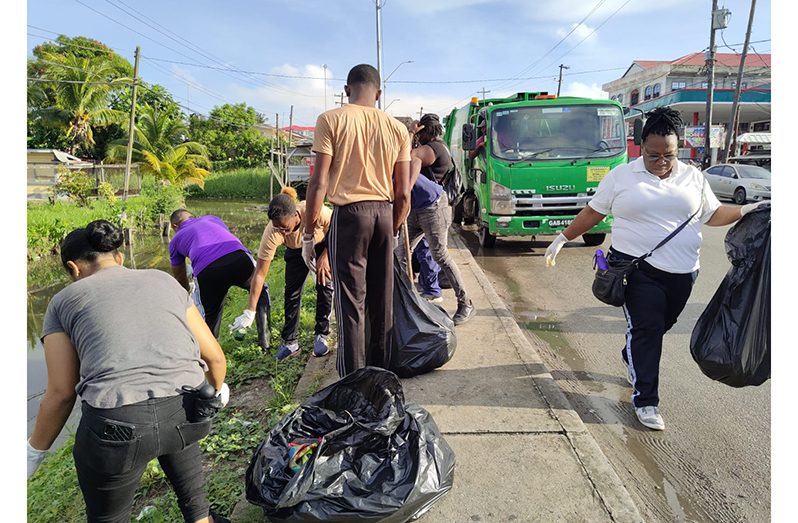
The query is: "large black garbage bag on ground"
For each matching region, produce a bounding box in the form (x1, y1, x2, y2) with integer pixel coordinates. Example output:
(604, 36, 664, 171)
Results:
(690, 204, 770, 387)
(245, 367, 456, 522)
(389, 255, 457, 378)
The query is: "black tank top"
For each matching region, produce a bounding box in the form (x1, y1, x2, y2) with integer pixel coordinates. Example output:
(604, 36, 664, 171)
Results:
(421, 140, 453, 184)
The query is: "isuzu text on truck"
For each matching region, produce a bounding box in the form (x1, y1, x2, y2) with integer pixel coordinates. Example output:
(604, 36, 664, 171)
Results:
(443, 92, 628, 247)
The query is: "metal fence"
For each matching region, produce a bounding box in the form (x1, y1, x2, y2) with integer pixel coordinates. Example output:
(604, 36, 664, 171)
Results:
(27, 163, 142, 200)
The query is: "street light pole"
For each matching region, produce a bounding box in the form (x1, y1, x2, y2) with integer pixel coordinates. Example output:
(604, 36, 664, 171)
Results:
(375, 0, 384, 109)
(723, 0, 756, 163)
(383, 60, 413, 110)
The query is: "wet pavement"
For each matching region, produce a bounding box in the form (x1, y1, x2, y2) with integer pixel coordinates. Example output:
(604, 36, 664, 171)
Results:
(457, 225, 770, 523)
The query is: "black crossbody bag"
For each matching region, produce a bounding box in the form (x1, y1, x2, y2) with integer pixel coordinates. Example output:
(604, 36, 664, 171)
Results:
(592, 203, 702, 307)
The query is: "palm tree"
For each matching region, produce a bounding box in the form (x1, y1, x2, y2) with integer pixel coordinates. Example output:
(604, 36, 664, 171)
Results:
(106, 104, 211, 187)
(30, 54, 128, 155)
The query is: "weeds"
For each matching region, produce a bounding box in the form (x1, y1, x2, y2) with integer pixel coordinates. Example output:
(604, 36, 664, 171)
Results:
(186, 168, 273, 199)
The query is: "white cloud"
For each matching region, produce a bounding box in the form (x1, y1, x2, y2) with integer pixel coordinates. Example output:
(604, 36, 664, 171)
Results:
(561, 81, 609, 99)
(555, 23, 597, 44)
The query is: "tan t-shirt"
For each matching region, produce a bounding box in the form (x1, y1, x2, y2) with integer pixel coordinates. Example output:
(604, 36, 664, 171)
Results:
(312, 104, 412, 206)
(257, 201, 333, 262)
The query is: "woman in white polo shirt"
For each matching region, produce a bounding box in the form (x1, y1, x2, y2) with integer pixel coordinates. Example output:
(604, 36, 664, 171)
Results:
(544, 107, 766, 431)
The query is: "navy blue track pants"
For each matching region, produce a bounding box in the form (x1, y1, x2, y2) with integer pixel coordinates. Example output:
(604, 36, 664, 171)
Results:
(611, 249, 697, 408)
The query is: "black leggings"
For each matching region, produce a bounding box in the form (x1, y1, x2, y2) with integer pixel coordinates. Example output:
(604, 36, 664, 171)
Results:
(73, 394, 211, 523)
(196, 249, 271, 348)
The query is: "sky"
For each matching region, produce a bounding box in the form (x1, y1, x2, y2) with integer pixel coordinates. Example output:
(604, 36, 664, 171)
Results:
(26, 0, 772, 127)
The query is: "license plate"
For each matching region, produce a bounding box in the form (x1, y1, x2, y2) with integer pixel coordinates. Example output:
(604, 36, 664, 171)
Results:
(587, 166, 610, 182)
(548, 219, 573, 228)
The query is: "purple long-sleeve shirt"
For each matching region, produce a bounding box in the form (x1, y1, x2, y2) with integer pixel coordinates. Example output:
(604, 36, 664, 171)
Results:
(168, 215, 248, 276)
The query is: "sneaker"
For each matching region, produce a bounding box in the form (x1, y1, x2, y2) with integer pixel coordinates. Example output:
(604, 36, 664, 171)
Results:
(452, 301, 476, 325)
(276, 341, 301, 361)
(421, 293, 444, 304)
(635, 406, 665, 431)
(313, 334, 330, 357)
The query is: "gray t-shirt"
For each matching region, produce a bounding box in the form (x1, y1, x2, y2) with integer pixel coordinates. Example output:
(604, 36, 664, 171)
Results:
(42, 265, 207, 408)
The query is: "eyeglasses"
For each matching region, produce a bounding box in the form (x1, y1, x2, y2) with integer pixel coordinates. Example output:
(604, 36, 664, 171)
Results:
(642, 150, 678, 163)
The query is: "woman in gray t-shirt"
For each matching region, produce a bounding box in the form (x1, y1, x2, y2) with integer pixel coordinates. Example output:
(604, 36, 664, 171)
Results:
(27, 220, 231, 523)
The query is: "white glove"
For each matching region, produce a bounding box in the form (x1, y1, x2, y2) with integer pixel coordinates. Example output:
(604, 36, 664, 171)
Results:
(393, 233, 400, 251)
(545, 233, 569, 267)
(27, 439, 48, 480)
(741, 200, 769, 217)
(301, 234, 316, 272)
(216, 382, 230, 407)
(229, 309, 255, 332)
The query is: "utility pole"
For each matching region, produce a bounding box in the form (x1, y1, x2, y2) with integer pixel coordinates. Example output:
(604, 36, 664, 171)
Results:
(123, 46, 140, 200)
(323, 64, 328, 112)
(272, 113, 279, 201)
(557, 64, 570, 97)
(418, 106, 424, 119)
(375, 0, 384, 109)
(288, 105, 294, 148)
(703, 2, 731, 169)
(478, 87, 491, 100)
(335, 92, 345, 107)
(723, 0, 756, 163)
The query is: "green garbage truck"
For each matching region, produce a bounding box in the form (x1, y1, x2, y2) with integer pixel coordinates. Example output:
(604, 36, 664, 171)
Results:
(443, 91, 628, 247)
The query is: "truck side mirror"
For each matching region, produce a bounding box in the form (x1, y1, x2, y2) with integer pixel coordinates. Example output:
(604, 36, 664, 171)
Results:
(462, 123, 476, 151)
(633, 119, 644, 146)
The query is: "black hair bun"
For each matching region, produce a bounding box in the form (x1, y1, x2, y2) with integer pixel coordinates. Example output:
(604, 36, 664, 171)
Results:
(86, 220, 124, 252)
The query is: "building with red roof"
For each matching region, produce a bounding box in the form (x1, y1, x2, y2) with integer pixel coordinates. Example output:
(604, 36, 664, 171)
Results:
(602, 52, 770, 161)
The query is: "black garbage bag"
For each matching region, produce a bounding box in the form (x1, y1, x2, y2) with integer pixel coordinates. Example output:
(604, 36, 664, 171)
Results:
(245, 367, 456, 522)
(690, 204, 770, 387)
(389, 255, 457, 378)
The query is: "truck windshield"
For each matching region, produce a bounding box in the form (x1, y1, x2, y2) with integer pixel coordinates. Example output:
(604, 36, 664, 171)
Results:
(489, 105, 625, 161)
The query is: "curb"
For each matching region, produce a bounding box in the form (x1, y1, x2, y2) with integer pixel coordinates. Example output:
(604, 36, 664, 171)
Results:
(450, 231, 643, 523)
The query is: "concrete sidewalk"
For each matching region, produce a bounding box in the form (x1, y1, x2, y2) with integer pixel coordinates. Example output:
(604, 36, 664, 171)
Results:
(233, 232, 641, 522)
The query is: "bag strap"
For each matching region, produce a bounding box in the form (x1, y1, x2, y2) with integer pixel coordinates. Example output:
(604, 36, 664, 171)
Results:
(637, 183, 705, 262)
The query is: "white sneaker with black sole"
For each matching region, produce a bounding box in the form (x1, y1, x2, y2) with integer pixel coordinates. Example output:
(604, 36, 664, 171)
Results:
(635, 406, 665, 431)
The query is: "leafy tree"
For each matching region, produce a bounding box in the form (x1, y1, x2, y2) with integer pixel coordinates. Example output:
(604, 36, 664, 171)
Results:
(106, 104, 210, 187)
(189, 103, 271, 169)
(110, 83, 184, 124)
(27, 35, 132, 157)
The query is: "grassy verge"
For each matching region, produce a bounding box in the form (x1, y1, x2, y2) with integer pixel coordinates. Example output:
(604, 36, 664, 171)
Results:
(27, 177, 184, 260)
(186, 168, 274, 199)
(27, 248, 324, 521)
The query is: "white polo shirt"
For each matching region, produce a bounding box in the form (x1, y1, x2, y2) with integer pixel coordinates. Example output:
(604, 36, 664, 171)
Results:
(588, 157, 721, 274)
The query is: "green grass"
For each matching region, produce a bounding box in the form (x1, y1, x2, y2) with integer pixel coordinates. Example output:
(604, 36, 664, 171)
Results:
(186, 168, 274, 199)
(26, 247, 323, 522)
(27, 177, 184, 260)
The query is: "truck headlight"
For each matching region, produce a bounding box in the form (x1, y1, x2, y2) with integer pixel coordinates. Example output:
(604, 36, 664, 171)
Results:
(490, 181, 515, 215)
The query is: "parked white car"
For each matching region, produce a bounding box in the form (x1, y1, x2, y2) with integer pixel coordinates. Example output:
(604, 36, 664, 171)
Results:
(702, 163, 771, 205)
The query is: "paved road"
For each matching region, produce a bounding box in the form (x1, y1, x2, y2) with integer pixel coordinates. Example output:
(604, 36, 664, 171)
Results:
(458, 225, 770, 523)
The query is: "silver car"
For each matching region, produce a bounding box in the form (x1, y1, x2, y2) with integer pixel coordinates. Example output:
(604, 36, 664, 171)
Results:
(702, 164, 771, 205)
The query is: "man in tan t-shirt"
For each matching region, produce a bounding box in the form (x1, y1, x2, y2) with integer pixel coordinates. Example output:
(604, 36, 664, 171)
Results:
(230, 187, 334, 359)
(303, 63, 412, 377)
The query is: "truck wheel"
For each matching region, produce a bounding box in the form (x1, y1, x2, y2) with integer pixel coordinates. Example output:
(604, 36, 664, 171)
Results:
(582, 233, 606, 247)
(733, 187, 747, 205)
(479, 223, 496, 248)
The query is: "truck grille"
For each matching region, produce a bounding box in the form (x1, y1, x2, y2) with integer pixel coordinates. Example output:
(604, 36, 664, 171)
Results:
(513, 192, 591, 213)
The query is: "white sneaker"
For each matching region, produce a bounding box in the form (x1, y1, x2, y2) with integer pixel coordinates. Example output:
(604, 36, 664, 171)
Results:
(421, 293, 444, 304)
(635, 406, 665, 431)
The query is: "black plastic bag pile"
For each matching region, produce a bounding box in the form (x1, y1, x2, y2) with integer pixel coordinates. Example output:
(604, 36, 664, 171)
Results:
(389, 255, 457, 378)
(690, 204, 770, 387)
(245, 367, 456, 522)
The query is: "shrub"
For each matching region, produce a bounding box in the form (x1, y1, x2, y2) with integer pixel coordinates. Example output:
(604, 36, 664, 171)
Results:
(186, 167, 272, 199)
(51, 168, 95, 206)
